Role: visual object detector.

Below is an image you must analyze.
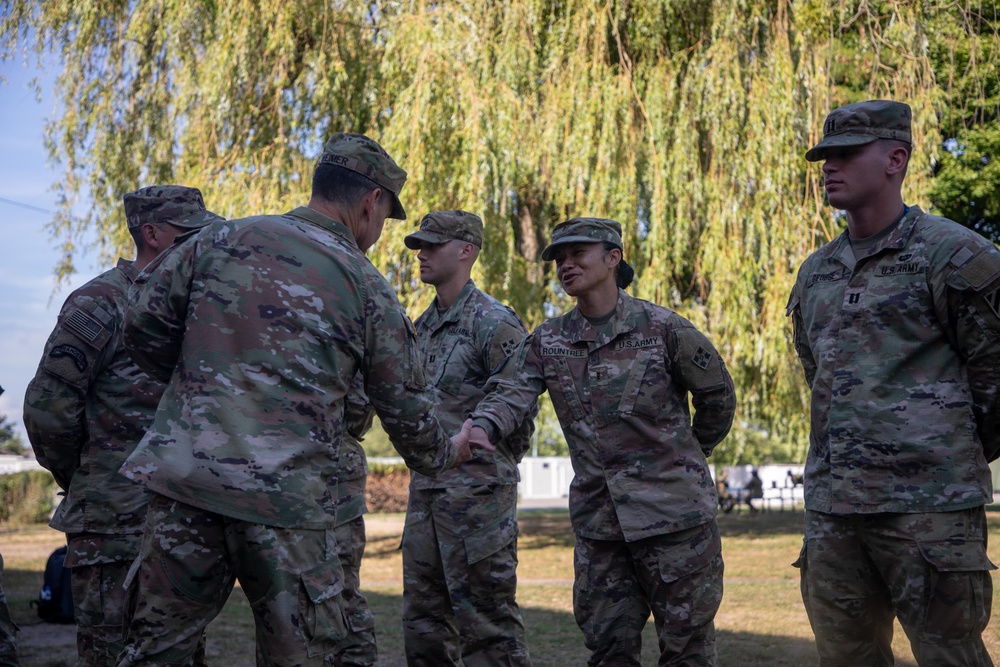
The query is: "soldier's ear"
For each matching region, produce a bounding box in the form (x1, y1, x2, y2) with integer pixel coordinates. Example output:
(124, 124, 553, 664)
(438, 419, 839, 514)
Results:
(885, 144, 909, 177)
(605, 247, 622, 268)
(140, 223, 159, 248)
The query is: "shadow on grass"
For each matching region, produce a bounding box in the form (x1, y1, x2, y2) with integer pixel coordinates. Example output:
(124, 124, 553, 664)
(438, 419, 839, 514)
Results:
(365, 531, 403, 558)
(351, 590, 823, 667)
(514, 507, 807, 543)
(716, 509, 805, 537)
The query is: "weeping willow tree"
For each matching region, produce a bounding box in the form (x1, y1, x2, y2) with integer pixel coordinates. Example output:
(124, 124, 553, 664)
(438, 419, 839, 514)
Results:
(3, 0, 999, 463)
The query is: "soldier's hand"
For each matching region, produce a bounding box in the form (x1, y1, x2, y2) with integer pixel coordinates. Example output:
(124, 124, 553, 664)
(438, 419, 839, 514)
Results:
(468, 425, 495, 452)
(450, 419, 494, 468)
(450, 418, 474, 466)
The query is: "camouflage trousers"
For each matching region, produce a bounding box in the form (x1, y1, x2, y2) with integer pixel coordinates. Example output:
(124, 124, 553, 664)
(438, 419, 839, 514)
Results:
(325, 515, 376, 667)
(119, 492, 348, 667)
(401, 484, 530, 666)
(795, 508, 995, 667)
(573, 521, 724, 667)
(0, 554, 20, 667)
(65, 533, 207, 667)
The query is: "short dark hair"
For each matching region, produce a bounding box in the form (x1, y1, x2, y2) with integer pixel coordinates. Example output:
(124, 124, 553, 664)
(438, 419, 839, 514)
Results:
(312, 163, 386, 210)
(602, 241, 635, 289)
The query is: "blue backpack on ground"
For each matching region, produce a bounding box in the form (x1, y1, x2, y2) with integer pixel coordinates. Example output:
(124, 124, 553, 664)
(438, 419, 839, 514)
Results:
(32, 545, 74, 624)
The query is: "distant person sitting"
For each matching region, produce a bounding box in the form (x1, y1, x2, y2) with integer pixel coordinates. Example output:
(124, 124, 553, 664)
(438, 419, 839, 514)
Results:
(716, 469, 735, 514)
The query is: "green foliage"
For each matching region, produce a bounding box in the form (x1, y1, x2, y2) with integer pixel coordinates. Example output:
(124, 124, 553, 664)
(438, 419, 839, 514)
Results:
(531, 394, 569, 457)
(4, 1, 1000, 465)
(0, 470, 56, 525)
(366, 459, 409, 476)
(359, 417, 397, 459)
(930, 126, 1000, 243)
(0, 414, 25, 454)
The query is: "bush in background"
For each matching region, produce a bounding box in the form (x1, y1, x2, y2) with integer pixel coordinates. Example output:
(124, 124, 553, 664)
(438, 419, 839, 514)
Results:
(0, 470, 56, 525)
(366, 462, 409, 513)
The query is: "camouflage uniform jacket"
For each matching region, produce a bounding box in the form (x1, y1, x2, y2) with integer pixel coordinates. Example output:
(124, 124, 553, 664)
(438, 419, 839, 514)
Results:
(472, 290, 736, 541)
(120, 207, 457, 529)
(24, 259, 160, 536)
(411, 280, 534, 489)
(787, 206, 1000, 514)
(336, 376, 374, 526)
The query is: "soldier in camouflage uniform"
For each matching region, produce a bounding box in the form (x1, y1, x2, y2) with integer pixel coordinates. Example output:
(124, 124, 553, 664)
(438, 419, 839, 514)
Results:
(787, 100, 1000, 666)
(0, 385, 20, 667)
(469, 218, 736, 667)
(328, 374, 377, 666)
(401, 210, 535, 666)
(22, 186, 221, 666)
(117, 133, 476, 666)
(0, 553, 18, 667)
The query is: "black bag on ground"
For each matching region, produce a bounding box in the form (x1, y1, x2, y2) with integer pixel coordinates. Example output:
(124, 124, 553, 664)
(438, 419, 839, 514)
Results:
(31, 545, 74, 623)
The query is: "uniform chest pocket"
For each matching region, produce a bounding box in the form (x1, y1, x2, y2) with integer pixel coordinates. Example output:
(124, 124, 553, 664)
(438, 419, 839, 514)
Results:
(618, 347, 672, 419)
(543, 357, 588, 423)
(434, 337, 478, 397)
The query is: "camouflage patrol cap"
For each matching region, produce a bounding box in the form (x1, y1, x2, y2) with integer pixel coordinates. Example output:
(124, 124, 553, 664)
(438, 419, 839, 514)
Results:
(805, 100, 912, 162)
(404, 210, 483, 249)
(123, 185, 224, 229)
(540, 217, 623, 261)
(317, 132, 408, 219)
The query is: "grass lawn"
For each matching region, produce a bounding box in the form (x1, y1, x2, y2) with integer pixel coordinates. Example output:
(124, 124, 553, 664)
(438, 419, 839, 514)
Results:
(3, 508, 999, 665)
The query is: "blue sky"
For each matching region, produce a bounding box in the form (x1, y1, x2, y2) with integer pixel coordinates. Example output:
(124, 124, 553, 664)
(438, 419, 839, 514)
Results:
(0, 58, 100, 443)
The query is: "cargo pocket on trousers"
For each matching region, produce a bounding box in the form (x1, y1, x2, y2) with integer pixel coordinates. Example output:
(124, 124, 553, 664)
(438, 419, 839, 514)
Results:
(299, 557, 349, 656)
(657, 523, 722, 584)
(792, 541, 807, 570)
(465, 514, 518, 565)
(791, 541, 814, 626)
(120, 555, 142, 640)
(465, 514, 519, 600)
(348, 606, 376, 635)
(917, 539, 996, 641)
(655, 524, 724, 629)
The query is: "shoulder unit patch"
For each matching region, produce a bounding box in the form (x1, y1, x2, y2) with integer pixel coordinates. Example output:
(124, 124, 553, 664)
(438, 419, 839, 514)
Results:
(49, 344, 88, 373)
(692, 346, 713, 370)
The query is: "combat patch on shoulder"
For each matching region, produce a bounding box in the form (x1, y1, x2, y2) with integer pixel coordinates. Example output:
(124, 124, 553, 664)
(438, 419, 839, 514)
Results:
(65, 308, 112, 349)
(49, 344, 88, 373)
(40, 341, 93, 387)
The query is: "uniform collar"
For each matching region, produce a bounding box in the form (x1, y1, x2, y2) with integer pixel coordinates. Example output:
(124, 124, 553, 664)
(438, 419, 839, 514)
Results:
(117, 258, 141, 282)
(287, 205, 358, 248)
(422, 280, 477, 331)
(817, 205, 923, 267)
(564, 289, 638, 347)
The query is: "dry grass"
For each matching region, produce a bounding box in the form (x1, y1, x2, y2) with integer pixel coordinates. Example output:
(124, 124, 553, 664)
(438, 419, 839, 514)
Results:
(4, 509, 1000, 666)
